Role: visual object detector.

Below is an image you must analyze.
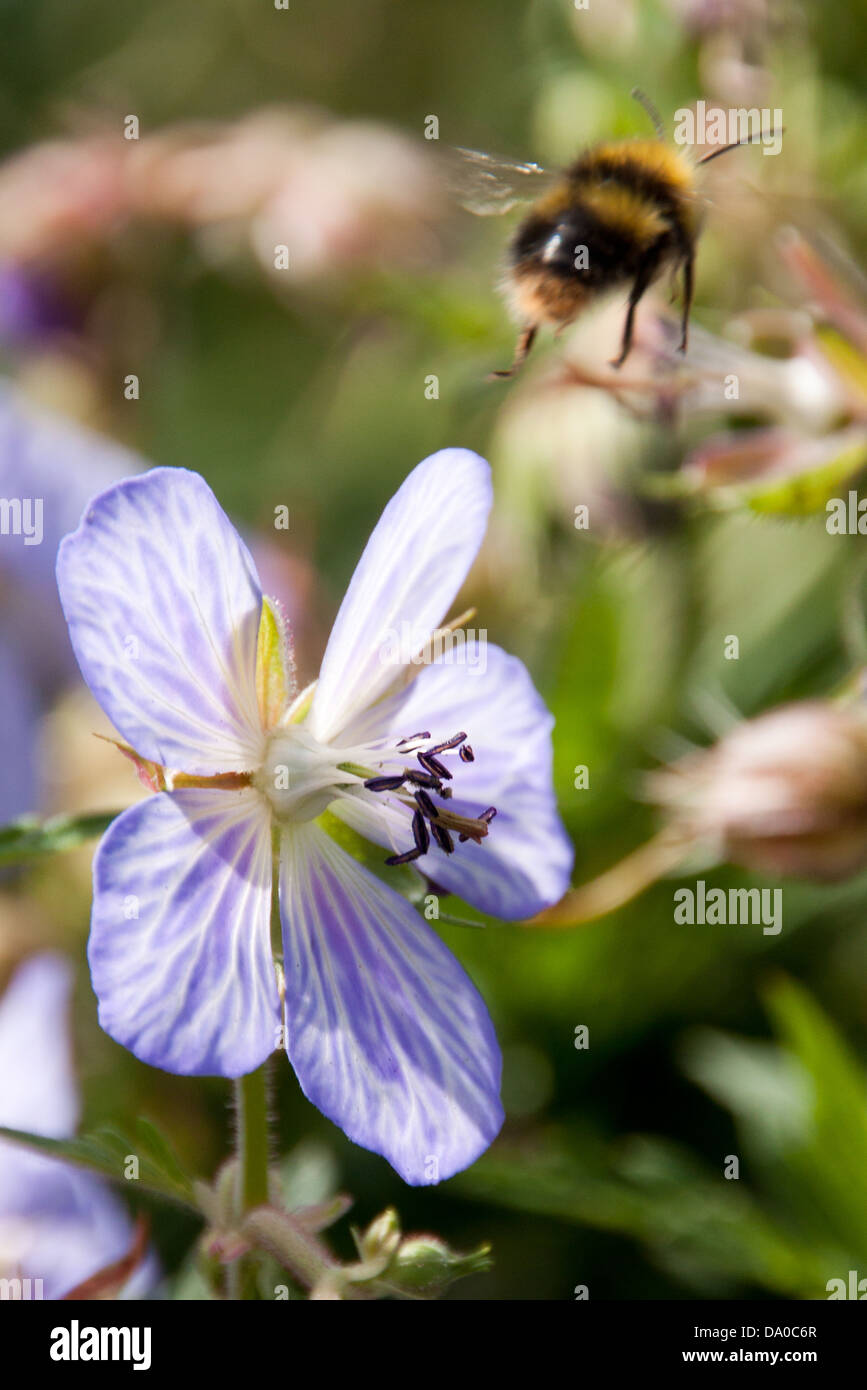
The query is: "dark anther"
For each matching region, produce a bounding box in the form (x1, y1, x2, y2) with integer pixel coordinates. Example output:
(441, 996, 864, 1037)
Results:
(380, 729, 492, 870)
(414, 788, 439, 819)
(430, 821, 455, 854)
(418, 751, 451, 780)
(427, 732, 467, 756)
(385, 847, 422, 866)
(364, 774, 406, 792)
(412, 809, 430, 855)
(405, 768, 441, 789)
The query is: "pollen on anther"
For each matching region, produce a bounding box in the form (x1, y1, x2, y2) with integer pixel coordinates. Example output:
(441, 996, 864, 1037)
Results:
(406, 768, 440, 789)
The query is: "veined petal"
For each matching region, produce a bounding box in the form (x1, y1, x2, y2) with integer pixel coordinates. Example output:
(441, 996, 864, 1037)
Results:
(57, 467, 265, 775)
(89, 788, 279, 1077)
(335, 644, 574, 918)
(279, 823, 503, 1185)
(309, 450, 492, 743)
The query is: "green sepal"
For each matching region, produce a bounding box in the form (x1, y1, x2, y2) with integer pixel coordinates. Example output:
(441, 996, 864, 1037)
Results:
(256, 596, 290, 729)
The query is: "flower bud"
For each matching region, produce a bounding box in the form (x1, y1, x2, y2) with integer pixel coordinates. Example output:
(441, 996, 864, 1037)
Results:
(382, 1235, 492, 1298)
(355, 1207, 401, 1267)
(651, 700, 867, 880)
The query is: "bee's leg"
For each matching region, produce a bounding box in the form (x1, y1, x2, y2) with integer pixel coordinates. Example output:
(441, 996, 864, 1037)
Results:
(678, 251, 695, 354)
(609, 258, 657, 369)
(488, 323, 537, 380)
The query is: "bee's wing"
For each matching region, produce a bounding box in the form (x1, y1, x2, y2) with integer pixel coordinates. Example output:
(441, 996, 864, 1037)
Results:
(448, 146, 554, 215)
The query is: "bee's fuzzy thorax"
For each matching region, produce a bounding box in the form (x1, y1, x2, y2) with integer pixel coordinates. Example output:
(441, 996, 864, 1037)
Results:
(569, 139, 697, 190)
(566, 139, 703, 239)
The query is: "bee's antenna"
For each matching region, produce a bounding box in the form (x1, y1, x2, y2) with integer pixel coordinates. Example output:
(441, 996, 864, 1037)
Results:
(631, 88, 665, 140)
(697, 128, 785, 163)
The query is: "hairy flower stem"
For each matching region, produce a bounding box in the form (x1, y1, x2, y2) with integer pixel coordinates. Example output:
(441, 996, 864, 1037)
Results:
(228, 1065, 271, 1299)
(236, 1066, 270, 1214)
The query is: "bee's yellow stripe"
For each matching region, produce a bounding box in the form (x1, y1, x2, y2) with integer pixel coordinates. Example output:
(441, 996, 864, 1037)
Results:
(577, 182, 669, 245)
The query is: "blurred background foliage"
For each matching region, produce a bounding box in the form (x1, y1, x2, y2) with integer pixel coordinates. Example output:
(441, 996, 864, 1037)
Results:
(2, 0, 867, 1298)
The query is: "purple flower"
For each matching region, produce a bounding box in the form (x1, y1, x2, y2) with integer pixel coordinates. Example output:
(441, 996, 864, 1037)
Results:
(0, 954, 156, 1298)
(56, 451, 572, 1184)
(0, 263, 76, 345)
(0, 387, 146, 820)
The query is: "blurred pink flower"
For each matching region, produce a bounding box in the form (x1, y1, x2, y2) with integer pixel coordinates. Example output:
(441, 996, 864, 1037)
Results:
(0, 110, 443, 285)
(649, 701, 867, 880)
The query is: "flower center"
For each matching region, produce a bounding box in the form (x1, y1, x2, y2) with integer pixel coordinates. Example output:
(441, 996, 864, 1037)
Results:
(256, 726, 347, 823)
(256, 723, 497, 855)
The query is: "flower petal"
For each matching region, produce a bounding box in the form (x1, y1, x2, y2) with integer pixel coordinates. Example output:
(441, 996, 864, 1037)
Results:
(0, 953, 159, 1299)
(309, 450, 492, 743)
(0, 954, 79, 1138)
(335, 643, 573, 918)
(57, 467, 264, 774)
(5, 1166, 157, 1300)
(89, 788, 279, 1077)
(0, 632, 39, 821)
(0, 954, 80, 1212)
(279, 822, 503, 1184)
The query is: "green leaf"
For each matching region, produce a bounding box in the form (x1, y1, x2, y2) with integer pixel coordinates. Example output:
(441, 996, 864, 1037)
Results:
(684, 430, 867, 517)
(762, 976, 867, 1254)
(744, 435, 867, 515)
(0, 1117, 198, 1210)
(0, 811, 118, 864)
(681, 1028, 811, 1162)
(456, 1127, 833, 1297)
(684, 978, 867, 1275)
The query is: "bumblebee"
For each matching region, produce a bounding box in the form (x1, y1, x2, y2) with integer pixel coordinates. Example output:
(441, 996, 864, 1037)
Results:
(455, 92, 772, 378)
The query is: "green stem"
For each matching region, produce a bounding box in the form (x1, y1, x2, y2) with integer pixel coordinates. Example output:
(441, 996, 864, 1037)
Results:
(236, 1066, 270, 1215)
